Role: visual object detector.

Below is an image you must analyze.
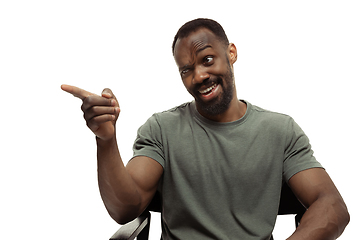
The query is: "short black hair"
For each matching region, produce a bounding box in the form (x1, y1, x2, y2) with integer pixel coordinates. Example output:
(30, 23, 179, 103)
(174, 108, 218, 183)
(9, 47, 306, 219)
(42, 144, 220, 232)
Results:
(172, 18, 229, 55)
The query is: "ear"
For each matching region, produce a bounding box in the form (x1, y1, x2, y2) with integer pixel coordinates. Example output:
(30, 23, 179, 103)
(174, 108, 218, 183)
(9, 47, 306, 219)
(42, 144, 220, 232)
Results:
(228, 43, 237, 65)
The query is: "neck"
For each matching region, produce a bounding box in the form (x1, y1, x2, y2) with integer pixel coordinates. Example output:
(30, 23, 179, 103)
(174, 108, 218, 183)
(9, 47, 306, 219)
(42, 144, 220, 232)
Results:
(196, 97, 247, 123)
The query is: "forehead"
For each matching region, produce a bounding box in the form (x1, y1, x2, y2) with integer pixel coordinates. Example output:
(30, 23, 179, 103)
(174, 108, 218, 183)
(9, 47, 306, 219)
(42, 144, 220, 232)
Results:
(174, 28, 223, 66)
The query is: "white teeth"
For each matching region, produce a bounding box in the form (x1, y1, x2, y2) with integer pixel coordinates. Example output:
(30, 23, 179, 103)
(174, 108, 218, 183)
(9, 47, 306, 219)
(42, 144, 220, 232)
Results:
(199, 84, 217, 94)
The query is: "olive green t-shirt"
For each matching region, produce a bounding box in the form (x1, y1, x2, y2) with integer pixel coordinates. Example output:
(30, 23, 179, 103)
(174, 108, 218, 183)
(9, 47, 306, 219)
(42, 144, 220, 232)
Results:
(132, 100, 322, 240)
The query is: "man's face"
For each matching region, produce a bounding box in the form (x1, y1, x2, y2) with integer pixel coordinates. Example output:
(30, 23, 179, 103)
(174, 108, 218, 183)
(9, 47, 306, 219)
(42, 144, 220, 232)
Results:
(173, 28, 237, 116)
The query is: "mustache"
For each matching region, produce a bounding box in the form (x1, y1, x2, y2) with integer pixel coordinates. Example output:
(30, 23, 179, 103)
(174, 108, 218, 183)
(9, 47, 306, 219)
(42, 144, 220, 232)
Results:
(194, 75, 223, 91)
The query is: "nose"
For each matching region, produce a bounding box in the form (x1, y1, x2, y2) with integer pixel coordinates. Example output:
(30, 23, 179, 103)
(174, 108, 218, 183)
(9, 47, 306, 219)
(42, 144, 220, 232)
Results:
(192, 66, 210, 85)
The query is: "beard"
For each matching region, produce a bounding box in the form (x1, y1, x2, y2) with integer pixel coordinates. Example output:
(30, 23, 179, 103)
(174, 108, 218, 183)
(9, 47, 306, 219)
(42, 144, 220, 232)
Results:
(195, 66, 235, 116)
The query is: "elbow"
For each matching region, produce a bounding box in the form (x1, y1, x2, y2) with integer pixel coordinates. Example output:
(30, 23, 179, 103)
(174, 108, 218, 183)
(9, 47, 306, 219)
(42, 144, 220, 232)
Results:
(336, 208, 350, 238)
(340, 198, 350, 227)
(108, 210, 123, 225)
(101, 193, 142, 225)
(111, 211, 138, 225)
(342, 206, 350, 228)
(107, 203, 142, 225)
(314, 194, 350, 237)
(112, 215, 134, 225)
(334, 197, 350, 237)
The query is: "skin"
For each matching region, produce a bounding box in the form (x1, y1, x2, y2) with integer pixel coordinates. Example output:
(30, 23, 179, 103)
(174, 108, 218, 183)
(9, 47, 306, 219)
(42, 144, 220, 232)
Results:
(61, 28, 349, 238)
(61, 85, 163, 224)
(287, 169, 350, 239)
(174, 28, 246, 122)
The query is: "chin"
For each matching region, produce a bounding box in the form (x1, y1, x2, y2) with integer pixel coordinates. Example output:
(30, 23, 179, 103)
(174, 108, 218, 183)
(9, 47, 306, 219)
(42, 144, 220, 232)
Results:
(197, 92, 233, 116)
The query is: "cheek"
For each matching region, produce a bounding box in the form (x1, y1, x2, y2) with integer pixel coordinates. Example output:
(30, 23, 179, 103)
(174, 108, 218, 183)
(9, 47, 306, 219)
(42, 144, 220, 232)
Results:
(182, 78, 201, 99)
(206, 58, 228, 77)
(215, 61, 229, 75)
(182, 77, 194, 92)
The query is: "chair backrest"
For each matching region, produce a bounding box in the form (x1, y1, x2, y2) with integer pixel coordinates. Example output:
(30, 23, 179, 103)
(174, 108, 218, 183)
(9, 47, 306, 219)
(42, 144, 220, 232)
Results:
(278, 182, 306, 227)
(146, 190, 162, 212)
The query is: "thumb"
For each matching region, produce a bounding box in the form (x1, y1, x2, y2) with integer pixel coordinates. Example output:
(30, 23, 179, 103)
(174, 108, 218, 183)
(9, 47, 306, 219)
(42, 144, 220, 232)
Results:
(101, 88, 119, 109)
(101, 88, 114, 98)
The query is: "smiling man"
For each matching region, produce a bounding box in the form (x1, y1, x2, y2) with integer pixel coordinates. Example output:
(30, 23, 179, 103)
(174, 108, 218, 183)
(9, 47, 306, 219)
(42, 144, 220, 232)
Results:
(174, 25, 245, 121)
(62, 19, 349, 239)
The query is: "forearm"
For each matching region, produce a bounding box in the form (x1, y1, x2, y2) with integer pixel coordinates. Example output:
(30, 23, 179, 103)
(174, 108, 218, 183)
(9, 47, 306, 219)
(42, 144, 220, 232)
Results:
(61, 85, 142, 222)
(96, 136, 142, 224)
(287, 195, 350, 240)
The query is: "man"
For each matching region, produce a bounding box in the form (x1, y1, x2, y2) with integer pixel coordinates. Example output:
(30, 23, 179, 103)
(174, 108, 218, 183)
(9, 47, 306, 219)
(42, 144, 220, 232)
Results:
(62, 19, 349, 239)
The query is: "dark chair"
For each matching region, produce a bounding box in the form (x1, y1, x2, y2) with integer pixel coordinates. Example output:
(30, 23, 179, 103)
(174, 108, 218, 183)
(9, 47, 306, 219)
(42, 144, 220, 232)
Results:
(110, 183, 305, 240)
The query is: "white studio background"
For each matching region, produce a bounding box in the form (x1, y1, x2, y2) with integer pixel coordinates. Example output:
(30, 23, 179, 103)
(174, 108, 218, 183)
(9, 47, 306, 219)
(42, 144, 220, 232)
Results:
(1, 1, 359, 239)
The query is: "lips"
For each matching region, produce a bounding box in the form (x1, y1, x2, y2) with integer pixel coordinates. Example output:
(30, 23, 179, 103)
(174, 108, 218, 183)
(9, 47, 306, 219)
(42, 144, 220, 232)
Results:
(195, 82, 220, 102)
(199, 83, 218, 95)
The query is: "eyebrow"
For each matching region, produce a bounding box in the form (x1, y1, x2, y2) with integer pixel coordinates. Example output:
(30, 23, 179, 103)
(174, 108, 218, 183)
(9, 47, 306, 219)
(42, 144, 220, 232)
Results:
(195, 44, 212, 54)
(179, 64, 192, 72)
(179, 45, 212, 72)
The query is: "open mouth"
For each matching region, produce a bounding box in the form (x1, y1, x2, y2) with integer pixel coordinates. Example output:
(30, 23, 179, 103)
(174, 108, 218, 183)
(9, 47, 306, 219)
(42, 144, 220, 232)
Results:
(198, 83, 218, 96)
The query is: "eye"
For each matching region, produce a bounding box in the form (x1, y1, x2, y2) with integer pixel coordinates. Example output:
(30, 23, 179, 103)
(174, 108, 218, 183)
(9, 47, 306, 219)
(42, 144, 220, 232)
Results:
(181, 68, 190, 76)
(203, 56, 214, 65)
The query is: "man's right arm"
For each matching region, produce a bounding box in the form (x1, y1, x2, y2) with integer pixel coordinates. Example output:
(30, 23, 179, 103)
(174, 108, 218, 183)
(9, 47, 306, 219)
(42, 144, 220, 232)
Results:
(61, 84, 163, 224)
(97, 136, 163, 224)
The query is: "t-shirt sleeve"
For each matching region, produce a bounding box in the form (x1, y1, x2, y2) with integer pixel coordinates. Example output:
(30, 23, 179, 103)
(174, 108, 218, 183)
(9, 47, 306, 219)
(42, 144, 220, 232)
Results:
(131, 114, 165, 168)
(283, 117, 323, 182)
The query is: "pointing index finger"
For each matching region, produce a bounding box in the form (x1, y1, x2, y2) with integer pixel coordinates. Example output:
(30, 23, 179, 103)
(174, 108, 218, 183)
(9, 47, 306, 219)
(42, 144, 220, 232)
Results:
(61, 84, 96, 100)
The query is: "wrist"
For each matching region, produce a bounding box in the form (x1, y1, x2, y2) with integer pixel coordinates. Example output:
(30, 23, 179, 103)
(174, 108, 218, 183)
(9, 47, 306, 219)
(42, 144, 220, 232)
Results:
(96, 134, 117, 147)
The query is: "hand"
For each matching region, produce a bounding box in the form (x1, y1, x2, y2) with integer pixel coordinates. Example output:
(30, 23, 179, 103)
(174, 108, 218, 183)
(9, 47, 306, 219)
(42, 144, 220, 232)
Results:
(61, 84, 120, 141)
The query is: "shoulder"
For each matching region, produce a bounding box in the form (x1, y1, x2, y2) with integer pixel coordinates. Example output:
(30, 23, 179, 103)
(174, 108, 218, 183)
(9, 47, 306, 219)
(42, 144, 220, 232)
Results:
(159, 101, 192, 115)
(152, 101, 193, 122)
(248, 102, 294, 125)
(140, 102, 193, 130)
(244, 101, 304, 143)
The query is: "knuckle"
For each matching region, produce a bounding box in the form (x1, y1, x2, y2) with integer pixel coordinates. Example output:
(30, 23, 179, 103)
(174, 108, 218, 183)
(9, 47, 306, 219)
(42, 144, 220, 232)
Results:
(86, 119, 92, 128)
(81, 103, 85, 112)
(81, 96, 92, 110)
(87, 119, 97, 129)
(83, 111, 91, 121)
(91, 106, 99, 113)
(85, 95, 96, 105)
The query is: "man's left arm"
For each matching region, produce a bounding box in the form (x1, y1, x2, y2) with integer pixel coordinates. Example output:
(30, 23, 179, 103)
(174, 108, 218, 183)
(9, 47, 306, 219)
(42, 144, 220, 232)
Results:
(287, 168, 350, 240)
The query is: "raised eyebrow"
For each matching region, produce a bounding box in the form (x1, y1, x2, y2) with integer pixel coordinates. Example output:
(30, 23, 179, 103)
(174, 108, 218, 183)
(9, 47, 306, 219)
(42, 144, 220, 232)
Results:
(179, 45, 213, 71)
(195, 44, 212, 55)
